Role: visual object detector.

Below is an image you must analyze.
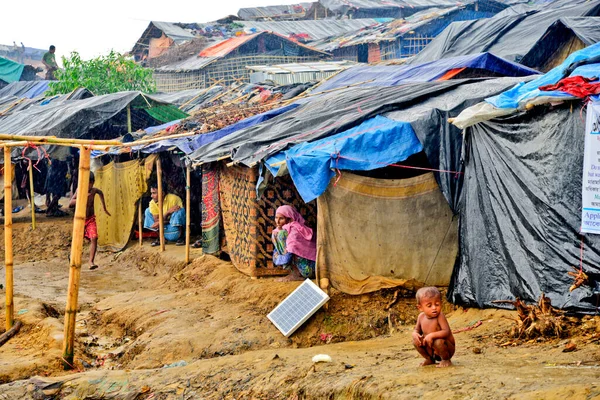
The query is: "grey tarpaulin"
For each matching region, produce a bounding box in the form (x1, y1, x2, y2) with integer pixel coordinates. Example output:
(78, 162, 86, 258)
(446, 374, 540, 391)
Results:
(450, 104, 600, 312)
(0, 91, 177, 159)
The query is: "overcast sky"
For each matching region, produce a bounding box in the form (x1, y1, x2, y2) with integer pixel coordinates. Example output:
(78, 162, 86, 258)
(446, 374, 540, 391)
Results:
(1, 0, 303, 62)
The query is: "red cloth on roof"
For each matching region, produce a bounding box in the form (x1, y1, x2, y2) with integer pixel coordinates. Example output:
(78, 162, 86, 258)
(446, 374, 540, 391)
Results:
(539, 76, 600, 98)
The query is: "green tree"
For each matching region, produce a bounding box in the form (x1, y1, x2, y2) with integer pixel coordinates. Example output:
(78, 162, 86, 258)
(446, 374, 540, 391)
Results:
(46, 50, 156, 96)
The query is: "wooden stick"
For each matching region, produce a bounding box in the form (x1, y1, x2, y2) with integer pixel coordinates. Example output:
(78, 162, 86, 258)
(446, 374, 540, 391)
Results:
(179, 79, 224, 110)
(0, 134, 120, 146)
(3, 147, 14, 331)
(28, 160, 36, 230)
(0, 319, 21, 347)
(156, 157, 165, 252)
(185, 165, 191, 264)
(62, 146, 91, 369)
(127, 104, 132, 133)
(138, 199, 143, 247)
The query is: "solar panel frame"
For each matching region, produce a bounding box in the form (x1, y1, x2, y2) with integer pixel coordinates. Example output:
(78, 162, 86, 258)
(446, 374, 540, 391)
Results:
(268, 279, 330, 337)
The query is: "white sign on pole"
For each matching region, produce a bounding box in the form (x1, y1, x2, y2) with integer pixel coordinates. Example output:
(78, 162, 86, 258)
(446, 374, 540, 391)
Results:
(581, 101, 600, 234)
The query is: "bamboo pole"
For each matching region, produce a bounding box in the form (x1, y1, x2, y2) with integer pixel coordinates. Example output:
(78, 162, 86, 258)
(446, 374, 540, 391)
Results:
(127, 104, 132, 133)
(62, 146, 91, 368)
(0, 134, 120, 146)
(3, 147, 14, 331)
(138, 199, 143, 247)
(185, 165, 191, 263)
(0, 141, 111, 151)
(28, 160, 36, 230)
(156, 157, 165, 252)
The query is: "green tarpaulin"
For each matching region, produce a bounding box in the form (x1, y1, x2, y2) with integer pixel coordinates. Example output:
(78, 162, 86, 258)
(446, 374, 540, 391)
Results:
(0, 56, 24, 83)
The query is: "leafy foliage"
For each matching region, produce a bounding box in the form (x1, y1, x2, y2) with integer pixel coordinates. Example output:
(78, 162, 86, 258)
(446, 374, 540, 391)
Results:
(47, 51, 156, 96)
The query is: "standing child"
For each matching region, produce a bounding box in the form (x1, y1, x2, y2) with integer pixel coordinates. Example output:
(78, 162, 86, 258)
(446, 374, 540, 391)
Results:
(412, 287, 455, 367)
(69, 172, 110, 270)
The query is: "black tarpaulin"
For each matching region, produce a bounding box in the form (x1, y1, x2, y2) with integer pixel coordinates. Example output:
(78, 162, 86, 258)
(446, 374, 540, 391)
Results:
(520, 17, 600, 71)
(409, 0, 600, 65)
(450, 104, 600, 312)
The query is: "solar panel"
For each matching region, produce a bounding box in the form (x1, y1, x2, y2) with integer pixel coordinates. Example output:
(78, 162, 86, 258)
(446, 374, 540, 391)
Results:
(268, 279, 330, 337)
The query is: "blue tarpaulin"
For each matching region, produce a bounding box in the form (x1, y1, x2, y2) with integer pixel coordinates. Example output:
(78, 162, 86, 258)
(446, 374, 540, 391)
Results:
(266, 115, 423, 202)
(313, 53, 539, 93)
(487, 42, 600, 109)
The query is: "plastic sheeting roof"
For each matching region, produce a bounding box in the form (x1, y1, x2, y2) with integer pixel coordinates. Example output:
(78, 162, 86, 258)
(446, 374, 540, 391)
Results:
(240, 19, 387, 41)
(313, 53, 538, 92)
(238, 3, 313, 19)
(409, 0, 600, 64)
(157, 31, 329, 72)
(0, 80, 50, 99)
(0, 91, 175, 140)
(150, 21, 195, 43)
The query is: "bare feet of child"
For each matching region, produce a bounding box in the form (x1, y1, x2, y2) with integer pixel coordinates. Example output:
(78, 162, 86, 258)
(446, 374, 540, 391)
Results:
(437, 360, 453, 368)
(419, 358, 436, 366)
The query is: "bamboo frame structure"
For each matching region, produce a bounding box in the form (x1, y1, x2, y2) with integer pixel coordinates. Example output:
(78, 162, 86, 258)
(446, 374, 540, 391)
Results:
(62, 146, 91, 368)
(156, 157, 165, 252)
(127, 104, 132, 133)
(28, 160, 36, 230)
(0, 134, 120, 146)
(138, 200, 143, 247)
(185, 165, 191, 263)
(4, 147, 14, 331)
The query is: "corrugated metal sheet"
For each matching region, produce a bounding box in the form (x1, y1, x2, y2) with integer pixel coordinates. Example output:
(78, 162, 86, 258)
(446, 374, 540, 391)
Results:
(248, 60, 354, 84)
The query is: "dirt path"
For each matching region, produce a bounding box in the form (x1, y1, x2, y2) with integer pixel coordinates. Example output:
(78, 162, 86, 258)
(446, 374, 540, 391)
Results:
(0, 220, 599, 398)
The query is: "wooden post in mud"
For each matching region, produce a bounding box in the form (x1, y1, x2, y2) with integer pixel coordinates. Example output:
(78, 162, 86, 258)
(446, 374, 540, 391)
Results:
(185, 165, 191, 263)
(28, 160, 36, 230)
(156, 157, 165, 252)
(62, 146, 91, 369)
(138, 200, 143, 247)
(3, 146, 14, 330)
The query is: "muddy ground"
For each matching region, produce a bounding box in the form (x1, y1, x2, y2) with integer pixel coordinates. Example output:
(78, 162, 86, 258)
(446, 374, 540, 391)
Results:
(0, 218, 599, 399)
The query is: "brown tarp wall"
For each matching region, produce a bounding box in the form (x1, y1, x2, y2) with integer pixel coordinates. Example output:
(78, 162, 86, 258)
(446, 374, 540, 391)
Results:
(94, 156, 156, 251)
(317, 172, 458, 295)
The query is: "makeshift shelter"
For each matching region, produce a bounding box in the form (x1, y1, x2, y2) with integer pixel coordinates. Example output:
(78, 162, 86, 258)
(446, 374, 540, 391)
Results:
(448, 43, 600, 311)
(0, 91, 188, 159)
(520, 17, 600, 72)
(132, 21, 196, 62)
(315, 2, 508, 62)
(187, 64, 535, 283)
(313, 52, 538, 92)
(409, 0, 600, 65)
(153, 32, 330, 92)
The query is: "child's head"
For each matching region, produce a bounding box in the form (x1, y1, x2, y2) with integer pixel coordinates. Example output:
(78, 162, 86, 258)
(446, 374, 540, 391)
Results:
(415, 286, 442, 318)
(89, 172, 95, 187)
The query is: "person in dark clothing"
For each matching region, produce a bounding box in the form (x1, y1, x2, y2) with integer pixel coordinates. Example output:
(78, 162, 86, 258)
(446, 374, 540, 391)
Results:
(45, 159, 69, 217)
